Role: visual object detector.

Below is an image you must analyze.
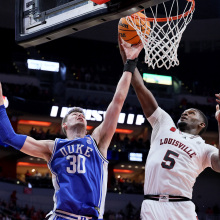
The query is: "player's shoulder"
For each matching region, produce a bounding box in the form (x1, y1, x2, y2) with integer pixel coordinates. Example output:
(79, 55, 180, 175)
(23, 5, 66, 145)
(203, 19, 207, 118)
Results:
(37, 139, 55, 149)
(148, 107, 172, 120)
(148, 107, 175, 127)
(198, 141, 219, 169)
(192, 137, 218, 156)
(55, 138, 70, 144)
(202, 142, 218, 152)
(55, 136, 92, 143)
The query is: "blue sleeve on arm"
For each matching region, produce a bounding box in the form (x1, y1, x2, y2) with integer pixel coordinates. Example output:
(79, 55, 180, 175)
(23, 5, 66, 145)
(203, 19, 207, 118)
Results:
(0, 105, 27, 150)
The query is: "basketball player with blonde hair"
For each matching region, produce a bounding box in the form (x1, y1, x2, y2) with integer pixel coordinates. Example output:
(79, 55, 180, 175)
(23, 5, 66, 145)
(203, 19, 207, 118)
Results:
(0, 39, 143, 220)
(119, 43, 220, 219)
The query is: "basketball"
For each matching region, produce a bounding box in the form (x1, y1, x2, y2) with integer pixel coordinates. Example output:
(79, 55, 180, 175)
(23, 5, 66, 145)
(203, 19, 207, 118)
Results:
(118, 12, 151, 45)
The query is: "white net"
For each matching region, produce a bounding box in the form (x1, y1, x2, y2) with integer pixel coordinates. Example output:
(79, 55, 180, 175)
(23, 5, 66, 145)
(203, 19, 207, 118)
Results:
(126, 0, 195, 69)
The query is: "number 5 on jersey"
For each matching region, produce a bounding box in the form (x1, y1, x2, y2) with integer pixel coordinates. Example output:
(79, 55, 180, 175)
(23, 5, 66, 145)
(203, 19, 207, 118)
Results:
(161, 150, 179, 169)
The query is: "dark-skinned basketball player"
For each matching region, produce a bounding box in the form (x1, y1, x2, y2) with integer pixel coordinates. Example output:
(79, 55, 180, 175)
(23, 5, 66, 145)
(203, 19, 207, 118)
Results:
(0, 39, 143, 220)
(119, 40, 220, 220)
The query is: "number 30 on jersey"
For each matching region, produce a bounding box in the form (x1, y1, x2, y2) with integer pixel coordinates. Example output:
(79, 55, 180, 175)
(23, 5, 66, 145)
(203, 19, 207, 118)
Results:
(66, 155, 86, 174)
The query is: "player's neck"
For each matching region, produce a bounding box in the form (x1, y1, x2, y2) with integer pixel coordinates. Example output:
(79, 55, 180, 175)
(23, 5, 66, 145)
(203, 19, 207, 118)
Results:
(66, 127, 86, 140)
(179, 128, 198, 136)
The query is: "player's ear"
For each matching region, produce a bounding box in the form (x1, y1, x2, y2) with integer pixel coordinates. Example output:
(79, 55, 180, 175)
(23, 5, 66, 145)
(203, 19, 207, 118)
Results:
(199, 122, 205, 129)
(62, 122, 67, 132)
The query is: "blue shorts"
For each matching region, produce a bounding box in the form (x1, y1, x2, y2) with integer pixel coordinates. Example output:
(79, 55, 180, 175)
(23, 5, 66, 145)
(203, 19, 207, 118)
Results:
(50, 217, 98, 220)
(48, 212, 100, 220)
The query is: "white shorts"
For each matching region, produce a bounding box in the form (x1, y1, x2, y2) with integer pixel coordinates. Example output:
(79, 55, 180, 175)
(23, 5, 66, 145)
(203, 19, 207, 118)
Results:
(141, 200, 198, 220)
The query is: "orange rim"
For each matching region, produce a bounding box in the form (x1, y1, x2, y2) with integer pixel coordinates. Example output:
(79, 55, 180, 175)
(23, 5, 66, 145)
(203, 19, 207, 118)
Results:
(130, 0, 195, 22)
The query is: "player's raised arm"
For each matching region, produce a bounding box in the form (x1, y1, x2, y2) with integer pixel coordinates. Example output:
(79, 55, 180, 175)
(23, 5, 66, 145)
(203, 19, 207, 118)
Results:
(0, 83, 4, 106)
(132, 68, 158, 118)
(118, 39, 158, 119)
(92, 38, 143, 157)
(211, 94, 220, 172)
(0, 82, 53, 161)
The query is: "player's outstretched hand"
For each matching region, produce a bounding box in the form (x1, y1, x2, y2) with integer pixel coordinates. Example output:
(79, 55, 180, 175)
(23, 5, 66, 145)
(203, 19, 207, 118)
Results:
(118, 35, 143, 61)
(215, 93, 220, 123)
(0, 82, 4, 106)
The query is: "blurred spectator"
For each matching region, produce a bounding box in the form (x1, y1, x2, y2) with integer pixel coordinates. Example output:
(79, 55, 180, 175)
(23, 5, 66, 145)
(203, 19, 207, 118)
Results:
(45, 129, 51, 139)
(126, 201, 136, 220)
(25, 170, 32, 182)
(0, 199, 47, 220)
(38, 128, 46, 139)
(3, 215, 12, 220)
(10, 190, 17, 206)
(34, 170, 42, 178)
(29, 127, 37, 138)
(45, 172, 51, 179)
(116, 210, 125, 220)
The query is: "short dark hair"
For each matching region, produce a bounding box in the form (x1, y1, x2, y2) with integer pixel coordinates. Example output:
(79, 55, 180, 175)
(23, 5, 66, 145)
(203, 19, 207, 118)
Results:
(61, 107, 85, 136)
(195, 108, 208, 135)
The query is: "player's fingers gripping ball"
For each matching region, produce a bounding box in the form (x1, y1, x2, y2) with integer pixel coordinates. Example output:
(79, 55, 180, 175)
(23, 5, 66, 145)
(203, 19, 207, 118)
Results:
(118, 12, 151, 45)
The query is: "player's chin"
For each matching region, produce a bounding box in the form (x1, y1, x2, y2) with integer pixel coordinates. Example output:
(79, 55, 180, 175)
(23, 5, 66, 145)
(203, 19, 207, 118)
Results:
(77, 121, 86, 128)
(177, 121, 187, 130)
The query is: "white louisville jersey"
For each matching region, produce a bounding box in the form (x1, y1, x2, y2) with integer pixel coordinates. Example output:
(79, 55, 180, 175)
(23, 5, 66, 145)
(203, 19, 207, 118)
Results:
(144, 107, 218, 199)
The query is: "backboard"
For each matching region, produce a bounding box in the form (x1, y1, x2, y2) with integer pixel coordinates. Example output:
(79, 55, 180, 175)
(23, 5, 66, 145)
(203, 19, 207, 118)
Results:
(15, 0, 168, 48)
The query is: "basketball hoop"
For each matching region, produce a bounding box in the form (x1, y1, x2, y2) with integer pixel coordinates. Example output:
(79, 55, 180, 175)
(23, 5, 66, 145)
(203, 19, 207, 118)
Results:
(126, 0, 195, 69)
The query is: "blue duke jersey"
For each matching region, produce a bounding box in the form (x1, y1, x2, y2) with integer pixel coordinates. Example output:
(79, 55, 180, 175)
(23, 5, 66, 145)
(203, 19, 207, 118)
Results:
(144, 107, 218, 199)
(47, 135, 108, 219)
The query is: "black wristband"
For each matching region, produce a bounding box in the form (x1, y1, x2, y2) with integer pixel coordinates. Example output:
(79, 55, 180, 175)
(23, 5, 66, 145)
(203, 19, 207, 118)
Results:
(123, 58, 138, 74)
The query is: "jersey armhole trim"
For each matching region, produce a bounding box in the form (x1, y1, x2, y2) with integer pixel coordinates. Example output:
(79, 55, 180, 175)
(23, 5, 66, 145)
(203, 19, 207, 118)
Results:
(47, 138, 59, 174)
(89, 135, 109, 163)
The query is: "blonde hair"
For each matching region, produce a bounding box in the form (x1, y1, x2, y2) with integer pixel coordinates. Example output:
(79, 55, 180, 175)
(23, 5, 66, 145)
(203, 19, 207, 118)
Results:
(61, 107, 85, 136)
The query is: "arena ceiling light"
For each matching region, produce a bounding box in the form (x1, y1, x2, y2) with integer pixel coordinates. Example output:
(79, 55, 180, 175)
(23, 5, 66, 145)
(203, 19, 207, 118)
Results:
(86, 126, 94, 130)
(143, 73, 172, 85)
(17, 162, 48, 167)
(129, 153, 143, 162)
(18, 120, 52, 126)
(113, 169, 134, 174)
(27, 59, 59, 72)
(115, 129, 133, 134)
